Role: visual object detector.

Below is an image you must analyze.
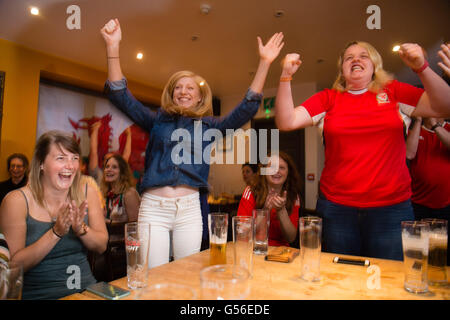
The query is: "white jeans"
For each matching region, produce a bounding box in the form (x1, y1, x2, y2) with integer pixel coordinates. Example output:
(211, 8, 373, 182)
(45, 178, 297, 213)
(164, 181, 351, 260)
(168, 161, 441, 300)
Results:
(138, 192, 203, 269)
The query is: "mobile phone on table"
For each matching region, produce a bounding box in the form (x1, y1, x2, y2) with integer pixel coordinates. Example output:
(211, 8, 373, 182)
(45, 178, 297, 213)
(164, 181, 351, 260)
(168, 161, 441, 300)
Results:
(86, 282, 131, 300)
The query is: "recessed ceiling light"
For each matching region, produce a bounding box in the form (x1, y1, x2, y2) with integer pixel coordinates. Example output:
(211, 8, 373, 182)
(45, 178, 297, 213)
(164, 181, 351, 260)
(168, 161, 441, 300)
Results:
(30, 7, 39, 15)
(199, 81, 205, 86)
(274, 10, 284, 18)
(200, 4, 211, 15)
(136, 52, 143, 60)
(392, 45, 400, 52)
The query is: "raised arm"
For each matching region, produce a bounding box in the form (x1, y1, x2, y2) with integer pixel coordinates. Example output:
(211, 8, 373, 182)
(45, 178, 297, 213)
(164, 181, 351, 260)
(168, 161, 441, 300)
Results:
(100, 18, 124, 82)
(437, 43, 450, 78)
(122, 127, 132, 162)
(88, 121, 101, 174)
(101, 19, 156, 131)
(249, 32, 285, 94)
(398, 43, 450, 118)
(212, 33, 284, 132)
(405, 117, 422, 160)
(275, 54, 313, 131)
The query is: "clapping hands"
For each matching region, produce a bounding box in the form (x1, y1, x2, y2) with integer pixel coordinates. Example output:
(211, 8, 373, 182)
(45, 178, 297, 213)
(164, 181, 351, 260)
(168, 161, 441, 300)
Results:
(52, 200, 88, 237)
(264, 189, 287, 212)
(70, 200, 88, 236)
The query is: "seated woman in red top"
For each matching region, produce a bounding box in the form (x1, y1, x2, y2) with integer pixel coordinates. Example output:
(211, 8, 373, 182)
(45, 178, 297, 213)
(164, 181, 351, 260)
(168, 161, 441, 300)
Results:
(237, 151, 302, 247)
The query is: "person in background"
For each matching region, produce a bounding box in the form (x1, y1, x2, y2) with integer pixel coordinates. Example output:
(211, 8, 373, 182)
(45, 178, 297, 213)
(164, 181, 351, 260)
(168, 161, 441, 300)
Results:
(242, 163, 258, 187)
(88, 120, 132, 185)
(0, 153, 29, 204)
(407, 117, 450, 217)
(90, 154, 139, 281)
(406, 117, 449, 265)
(275, 40, 450, 260)
(237, 152, 301, 247)
(0, 130, 108, 299)
(101, 18, 284, 268)
(100, 154, 140, 224)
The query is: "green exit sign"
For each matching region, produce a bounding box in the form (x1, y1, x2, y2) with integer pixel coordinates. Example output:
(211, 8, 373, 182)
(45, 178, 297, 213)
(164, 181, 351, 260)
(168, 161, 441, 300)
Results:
(263, 96, 275, 110)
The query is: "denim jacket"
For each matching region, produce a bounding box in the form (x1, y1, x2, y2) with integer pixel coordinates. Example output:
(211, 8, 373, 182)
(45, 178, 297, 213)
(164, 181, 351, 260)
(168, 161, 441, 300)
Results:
(104, 79, 262, 193)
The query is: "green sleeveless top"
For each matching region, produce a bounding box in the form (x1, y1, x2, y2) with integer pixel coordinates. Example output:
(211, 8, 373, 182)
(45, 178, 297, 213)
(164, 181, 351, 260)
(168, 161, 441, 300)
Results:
(20, 190, 97, 300)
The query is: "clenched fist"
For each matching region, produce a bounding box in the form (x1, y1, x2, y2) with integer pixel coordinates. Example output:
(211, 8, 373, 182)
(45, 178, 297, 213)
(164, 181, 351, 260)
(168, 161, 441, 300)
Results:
(398, 43, 426, 71)
(281, 53, 302, 77)
(100, 18, 122, 47)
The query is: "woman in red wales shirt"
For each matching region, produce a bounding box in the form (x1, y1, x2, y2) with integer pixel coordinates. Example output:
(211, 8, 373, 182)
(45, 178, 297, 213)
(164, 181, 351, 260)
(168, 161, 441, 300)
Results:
(275, 41, 450, 260)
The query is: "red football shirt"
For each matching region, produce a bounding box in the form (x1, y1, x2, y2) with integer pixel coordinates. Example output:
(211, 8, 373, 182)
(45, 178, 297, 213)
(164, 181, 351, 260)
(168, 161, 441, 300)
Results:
(237, 186, 300, 246)
(409, 123, 450, 208)
(302, 80, 424, 207)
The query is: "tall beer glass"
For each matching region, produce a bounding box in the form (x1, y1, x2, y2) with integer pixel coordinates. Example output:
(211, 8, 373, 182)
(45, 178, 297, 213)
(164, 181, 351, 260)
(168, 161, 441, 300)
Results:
(208, 213, 228, 265)
(422, 219, 447, 286)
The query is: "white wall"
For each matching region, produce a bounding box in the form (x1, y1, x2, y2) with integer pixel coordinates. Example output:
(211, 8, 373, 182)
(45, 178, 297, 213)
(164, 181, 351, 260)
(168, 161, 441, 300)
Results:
(208, 82, 324, 210)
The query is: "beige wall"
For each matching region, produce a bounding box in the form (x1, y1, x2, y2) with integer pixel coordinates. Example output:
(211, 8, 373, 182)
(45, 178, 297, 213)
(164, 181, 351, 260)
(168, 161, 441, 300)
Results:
(208, 82, 324, 210)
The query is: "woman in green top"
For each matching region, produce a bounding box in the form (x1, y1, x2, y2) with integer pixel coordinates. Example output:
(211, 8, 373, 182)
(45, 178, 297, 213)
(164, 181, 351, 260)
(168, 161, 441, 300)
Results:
(0, 130, 108, 299)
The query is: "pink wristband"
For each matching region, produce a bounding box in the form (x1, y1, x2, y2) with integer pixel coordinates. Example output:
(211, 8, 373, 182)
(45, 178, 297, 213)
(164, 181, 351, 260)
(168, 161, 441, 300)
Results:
(412, 60, 429, 73)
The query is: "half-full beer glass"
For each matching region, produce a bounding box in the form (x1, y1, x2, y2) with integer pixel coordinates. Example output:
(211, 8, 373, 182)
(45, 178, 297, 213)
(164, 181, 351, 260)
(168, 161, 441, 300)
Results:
(421, 219, 447, 286)
(208, 213, 228, 265)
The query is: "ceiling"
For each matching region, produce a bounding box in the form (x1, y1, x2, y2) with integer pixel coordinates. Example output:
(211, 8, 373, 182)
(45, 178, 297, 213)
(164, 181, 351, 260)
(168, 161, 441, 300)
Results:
(0, 0, 449, 98)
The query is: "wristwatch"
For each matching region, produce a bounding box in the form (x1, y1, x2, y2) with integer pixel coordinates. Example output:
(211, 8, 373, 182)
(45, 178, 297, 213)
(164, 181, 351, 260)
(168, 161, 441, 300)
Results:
(431, 123, 442, 131)
(76, 222, 88, 237)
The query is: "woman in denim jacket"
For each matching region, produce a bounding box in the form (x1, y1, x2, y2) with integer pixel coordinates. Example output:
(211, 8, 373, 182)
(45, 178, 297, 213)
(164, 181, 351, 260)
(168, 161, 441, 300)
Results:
(100, 19, 284, 268)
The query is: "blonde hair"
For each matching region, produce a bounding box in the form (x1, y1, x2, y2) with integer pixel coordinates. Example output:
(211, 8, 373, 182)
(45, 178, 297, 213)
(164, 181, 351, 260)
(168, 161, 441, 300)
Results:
(29, 130, 84, 207)
(161, 70, 213, 118)
(332, 41, 393, 93)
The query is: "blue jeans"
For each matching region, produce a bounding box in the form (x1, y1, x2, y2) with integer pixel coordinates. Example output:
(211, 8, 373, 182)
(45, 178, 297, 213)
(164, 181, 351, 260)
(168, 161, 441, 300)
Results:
(316, 195, 414, 261)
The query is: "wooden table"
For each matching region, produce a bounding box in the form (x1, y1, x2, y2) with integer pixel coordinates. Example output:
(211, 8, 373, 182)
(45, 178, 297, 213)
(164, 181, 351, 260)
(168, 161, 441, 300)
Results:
(62, 243, 449, 300)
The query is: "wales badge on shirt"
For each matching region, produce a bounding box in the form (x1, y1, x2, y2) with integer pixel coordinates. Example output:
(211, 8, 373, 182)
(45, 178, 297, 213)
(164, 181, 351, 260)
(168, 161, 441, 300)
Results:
(376, 92, 390, 104)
